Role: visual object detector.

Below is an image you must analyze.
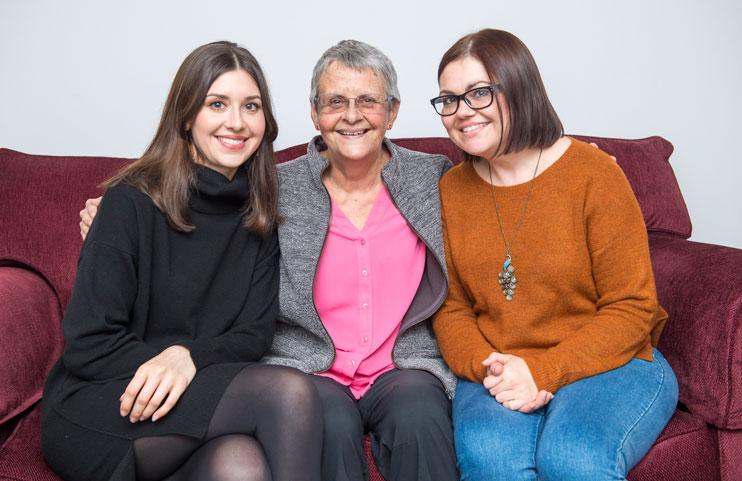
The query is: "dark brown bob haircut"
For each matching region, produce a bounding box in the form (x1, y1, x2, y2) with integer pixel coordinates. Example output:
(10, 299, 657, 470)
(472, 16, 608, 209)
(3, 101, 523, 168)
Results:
(438, 29, 563, 161)
(105, 41, 279, 237)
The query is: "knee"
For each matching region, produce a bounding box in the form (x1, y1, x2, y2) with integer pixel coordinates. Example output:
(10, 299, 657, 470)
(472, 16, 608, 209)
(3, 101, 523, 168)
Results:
(380, 372, 451, 436)
(322, 401, 363, 444)
(536, 435, 615, 481)
(454, 423, 522, 481)
(208, 436, 270, 481)
(268, 367, 320, 413)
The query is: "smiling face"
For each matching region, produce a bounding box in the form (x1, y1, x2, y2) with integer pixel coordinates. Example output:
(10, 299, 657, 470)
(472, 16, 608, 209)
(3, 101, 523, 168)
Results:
(438, 56, 509, 160)
(189, 69, 266, 179)
(310, 61, 399, 166)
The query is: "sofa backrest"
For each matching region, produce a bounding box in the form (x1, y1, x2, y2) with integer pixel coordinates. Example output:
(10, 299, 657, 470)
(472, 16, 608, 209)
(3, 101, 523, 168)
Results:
(0, 149, 130, 309)
(0, 135, 691, 312)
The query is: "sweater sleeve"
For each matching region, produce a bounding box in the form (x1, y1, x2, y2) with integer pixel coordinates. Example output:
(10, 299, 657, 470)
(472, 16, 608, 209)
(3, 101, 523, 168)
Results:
(61, 187, 159, 380)
(179, 229, 279, 369)
(521, 160, 660, 393)
(432, 192, 496, 384)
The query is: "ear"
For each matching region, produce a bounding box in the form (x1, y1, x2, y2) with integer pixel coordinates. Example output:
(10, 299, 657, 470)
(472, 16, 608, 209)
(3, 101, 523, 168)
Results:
(385, 99, 401, 130)
(309, 98, 320, 131)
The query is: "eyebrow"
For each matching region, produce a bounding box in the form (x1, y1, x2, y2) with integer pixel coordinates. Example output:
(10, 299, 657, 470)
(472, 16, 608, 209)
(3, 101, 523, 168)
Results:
(205, 93, 262, 101)
(438, 80, 491, 95)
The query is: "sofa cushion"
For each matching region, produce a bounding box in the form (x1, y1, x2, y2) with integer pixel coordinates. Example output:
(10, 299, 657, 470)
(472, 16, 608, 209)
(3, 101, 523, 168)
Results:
(650, 234, 742, 430)
(0, 266, 63, 425)
(628, 410, 719, 481)
(573, 135, 692, 239)
(0, 404, 62, 481)
(0, 149, 129, 311)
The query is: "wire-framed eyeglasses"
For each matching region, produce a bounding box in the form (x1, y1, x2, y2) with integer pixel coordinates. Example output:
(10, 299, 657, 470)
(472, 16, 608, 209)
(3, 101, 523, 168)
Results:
(314, 94, 395, 114)
(430, 84, 502, 116)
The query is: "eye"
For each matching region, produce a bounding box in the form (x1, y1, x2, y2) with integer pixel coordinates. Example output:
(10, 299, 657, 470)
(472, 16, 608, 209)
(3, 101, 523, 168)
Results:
(244, 102, 261, 112)
(471, 87, 490, 98)
(357, 95, 377, 105)
(328, 96, 347, 106)
(209, 100, 226, 110)
(441, 95, 458, 106)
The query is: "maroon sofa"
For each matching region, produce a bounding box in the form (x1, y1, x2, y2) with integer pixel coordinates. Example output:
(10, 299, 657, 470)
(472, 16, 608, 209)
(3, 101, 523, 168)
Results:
(1, 136, 740, 481)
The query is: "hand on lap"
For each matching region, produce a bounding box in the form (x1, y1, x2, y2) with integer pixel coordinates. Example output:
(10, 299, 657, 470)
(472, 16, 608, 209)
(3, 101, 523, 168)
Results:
(119, 345, 196, 423)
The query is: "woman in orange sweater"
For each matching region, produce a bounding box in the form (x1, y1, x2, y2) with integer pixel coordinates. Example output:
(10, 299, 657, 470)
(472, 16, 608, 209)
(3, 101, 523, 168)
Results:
(430, 29, 678, 481)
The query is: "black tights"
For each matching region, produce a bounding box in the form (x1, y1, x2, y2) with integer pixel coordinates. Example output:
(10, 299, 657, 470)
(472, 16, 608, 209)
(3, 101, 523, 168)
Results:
(133, 364, 322, 481)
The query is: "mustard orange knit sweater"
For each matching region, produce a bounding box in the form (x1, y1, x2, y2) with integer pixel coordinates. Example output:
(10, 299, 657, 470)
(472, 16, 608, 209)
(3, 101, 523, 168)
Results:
(432, 139, 667, 393)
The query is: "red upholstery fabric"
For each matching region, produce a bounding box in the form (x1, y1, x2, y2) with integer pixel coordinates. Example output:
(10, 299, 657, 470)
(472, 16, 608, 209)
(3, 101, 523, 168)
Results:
(573, 135, 692, 239)
(629, 410, 720, 481)
(0, 148, 129, 309)
(0, 267, 63, 425)
(650, 234, 742, 429)
(0, 405, 61, 481)
(718, 429, 742, 481)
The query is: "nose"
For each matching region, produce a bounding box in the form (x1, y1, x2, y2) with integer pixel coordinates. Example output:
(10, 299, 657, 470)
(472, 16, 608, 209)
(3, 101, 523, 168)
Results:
(225, 106, 245, 131)
(343, 98, 363, 122)
(455, 98, 476, 118)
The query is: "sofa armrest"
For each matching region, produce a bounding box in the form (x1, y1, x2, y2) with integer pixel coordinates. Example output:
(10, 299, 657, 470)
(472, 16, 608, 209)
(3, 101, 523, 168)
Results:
(0, 265, 63, 425)
(649, 234, 742, 429)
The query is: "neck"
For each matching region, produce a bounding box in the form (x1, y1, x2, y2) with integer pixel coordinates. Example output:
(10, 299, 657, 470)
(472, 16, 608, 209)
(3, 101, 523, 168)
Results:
(324, 148, 389, 193)
(478, 147, 542, 186)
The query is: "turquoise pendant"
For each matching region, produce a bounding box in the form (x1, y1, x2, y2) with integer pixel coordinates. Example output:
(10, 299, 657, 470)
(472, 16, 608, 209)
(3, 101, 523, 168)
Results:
(497, 255, 517, 301)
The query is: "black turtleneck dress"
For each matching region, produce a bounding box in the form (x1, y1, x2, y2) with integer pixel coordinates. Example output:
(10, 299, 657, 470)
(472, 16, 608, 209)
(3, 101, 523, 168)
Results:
(41, 165, 279, 480)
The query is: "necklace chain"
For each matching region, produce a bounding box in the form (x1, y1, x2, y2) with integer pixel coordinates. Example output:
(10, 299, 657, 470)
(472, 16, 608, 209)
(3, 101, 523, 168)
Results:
(488, 148, 542, 301)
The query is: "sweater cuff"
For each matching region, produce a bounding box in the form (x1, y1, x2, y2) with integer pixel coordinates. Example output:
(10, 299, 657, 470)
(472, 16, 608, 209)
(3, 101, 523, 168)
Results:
(175, 339, 214, 370)
(520, 352, 567, 394)
(470, 346, 496, 384)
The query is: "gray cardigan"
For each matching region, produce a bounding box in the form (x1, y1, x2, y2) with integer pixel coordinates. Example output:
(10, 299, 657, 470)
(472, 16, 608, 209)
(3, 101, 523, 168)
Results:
(263, 136, 457, 397)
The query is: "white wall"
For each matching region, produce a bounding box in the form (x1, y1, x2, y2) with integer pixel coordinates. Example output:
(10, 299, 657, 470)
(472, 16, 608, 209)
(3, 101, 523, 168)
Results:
(1, 0, 740, 248)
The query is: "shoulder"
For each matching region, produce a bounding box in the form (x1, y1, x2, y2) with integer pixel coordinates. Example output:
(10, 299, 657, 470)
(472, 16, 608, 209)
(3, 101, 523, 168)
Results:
(392, 143, 453, 174)
(562, 138, 627, 184)
(439, 161, 473, 194)
(88, 182, 153, 254)
(277, 155, 312, 188)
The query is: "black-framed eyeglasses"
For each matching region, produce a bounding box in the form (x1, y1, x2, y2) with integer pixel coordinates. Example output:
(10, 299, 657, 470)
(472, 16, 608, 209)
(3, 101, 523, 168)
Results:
(313, 94, 395, 114)
(429, 84, 501, 116)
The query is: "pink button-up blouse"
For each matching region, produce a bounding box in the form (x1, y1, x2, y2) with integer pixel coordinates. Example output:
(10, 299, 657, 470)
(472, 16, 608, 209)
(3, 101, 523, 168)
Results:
(313, 185, 426, 398)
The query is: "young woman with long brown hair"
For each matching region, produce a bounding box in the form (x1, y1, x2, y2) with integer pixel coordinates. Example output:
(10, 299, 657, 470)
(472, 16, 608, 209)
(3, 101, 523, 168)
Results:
(41, 41, 321, 481)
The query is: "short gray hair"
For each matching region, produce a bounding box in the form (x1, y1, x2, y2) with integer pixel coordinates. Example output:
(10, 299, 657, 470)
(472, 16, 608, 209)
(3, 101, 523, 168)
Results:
(310, 40, 400, 103)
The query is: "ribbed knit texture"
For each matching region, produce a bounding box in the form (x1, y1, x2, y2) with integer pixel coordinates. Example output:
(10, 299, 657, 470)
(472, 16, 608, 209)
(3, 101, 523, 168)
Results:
(433, 139, 667, 393)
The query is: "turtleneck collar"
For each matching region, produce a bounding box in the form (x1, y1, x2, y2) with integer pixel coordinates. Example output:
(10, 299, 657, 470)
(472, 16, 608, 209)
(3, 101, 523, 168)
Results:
(190, 165, 250, 214)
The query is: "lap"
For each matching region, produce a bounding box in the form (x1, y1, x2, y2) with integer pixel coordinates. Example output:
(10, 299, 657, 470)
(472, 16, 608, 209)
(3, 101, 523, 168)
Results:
(453, 350, 678, 481)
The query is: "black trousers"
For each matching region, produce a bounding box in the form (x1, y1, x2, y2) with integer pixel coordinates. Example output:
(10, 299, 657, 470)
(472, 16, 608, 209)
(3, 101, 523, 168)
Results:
(309, 369, 459, 481)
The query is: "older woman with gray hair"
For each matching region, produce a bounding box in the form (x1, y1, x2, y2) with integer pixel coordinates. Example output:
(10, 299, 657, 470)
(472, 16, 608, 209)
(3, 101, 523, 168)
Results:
(266, 40, 458, 481)
(79, 39, 458, 481)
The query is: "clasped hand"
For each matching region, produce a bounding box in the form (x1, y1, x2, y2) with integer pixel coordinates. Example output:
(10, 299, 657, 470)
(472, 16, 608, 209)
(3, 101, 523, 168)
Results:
(482, 352, 553, 413)
(119, 345, 196, 423)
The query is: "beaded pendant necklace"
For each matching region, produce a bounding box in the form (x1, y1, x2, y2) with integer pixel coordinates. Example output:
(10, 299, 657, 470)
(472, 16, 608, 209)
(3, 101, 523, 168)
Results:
(488, 148, 542, 301)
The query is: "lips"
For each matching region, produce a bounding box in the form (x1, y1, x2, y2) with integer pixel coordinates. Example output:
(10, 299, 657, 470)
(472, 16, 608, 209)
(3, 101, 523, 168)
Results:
(460, 122, 489, 134)
(337, 129, 369, 137)
(217, 135, 247, 151)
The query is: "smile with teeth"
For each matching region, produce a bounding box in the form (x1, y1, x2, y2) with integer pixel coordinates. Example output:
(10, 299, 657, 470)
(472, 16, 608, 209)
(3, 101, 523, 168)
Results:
(461, 122, 489, 133)
(337, 129, 368, 137)
(219, 136, 244, 144)
(217, 136, 246, 149)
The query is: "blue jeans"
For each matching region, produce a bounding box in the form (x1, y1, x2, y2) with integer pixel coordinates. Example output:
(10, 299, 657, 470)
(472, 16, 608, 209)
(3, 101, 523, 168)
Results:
(453, 349, 678, 481)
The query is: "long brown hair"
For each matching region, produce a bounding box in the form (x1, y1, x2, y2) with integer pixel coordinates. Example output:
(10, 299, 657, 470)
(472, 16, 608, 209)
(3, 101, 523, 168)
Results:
(438, 29, 563, 161)
(105, 41, 279, 237)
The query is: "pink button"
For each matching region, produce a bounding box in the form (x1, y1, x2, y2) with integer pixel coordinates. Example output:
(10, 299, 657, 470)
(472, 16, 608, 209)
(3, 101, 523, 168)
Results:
(361, 303, 368, 309)
(362, 336, 368, 343)
(361, 269, 368, 276)
(360, 238, 366, 245)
